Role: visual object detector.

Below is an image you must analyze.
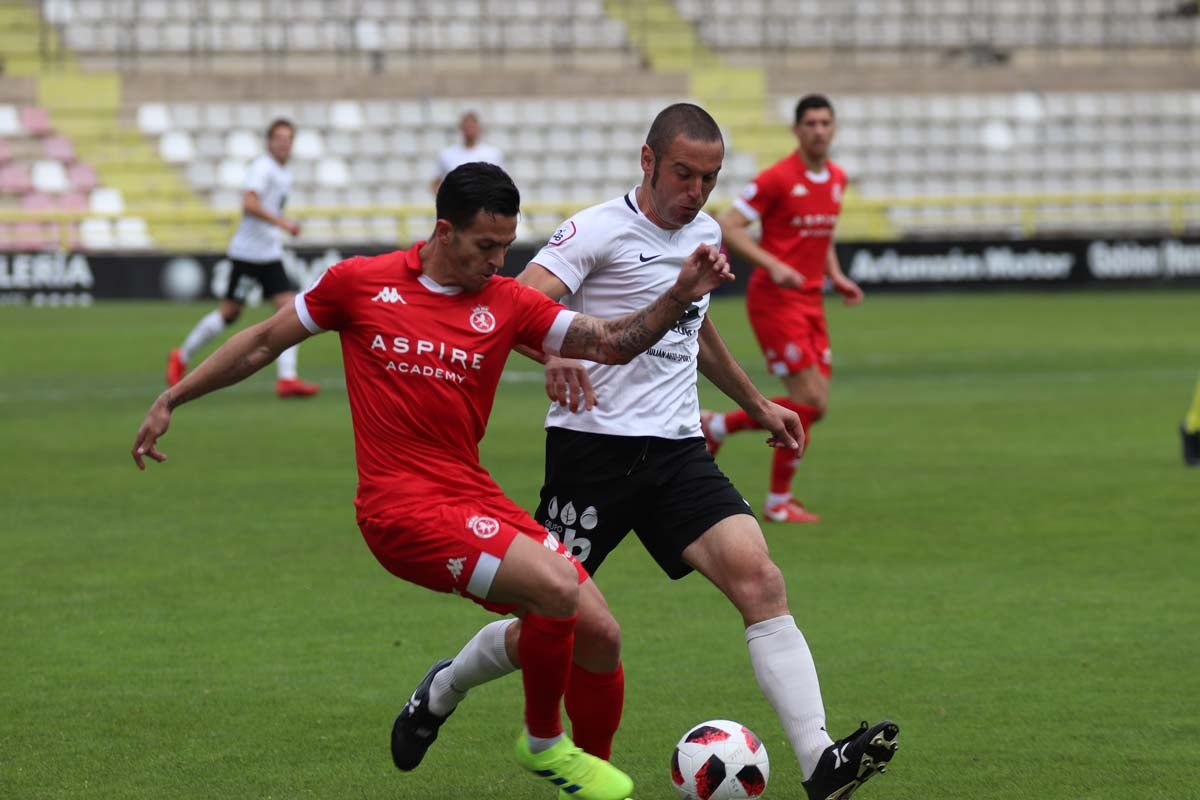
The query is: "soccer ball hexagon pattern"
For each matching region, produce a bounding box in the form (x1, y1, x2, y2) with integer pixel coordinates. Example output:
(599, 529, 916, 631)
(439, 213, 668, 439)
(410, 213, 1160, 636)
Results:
(671, 719, 770, 800)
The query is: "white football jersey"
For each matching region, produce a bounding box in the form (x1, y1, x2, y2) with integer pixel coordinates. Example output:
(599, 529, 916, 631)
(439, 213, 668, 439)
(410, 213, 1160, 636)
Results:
(227, 154, 291, 263)
(434, 142, 506, 179)
(532, 189, 722, 439)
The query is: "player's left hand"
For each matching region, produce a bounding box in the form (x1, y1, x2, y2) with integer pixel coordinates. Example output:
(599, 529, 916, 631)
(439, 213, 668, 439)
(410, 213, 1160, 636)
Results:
(759, 402, 806, 455)
(544, 355, 597, 412)
(676, 243, 734, 300)
(131, 393, 172, 470)
(832, 273, 864, 305)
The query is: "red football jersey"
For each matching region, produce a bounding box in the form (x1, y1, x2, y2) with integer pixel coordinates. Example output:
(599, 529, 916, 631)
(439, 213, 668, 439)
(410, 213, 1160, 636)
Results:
(296, 243, 575, 519)
(734, 154, 846, 298)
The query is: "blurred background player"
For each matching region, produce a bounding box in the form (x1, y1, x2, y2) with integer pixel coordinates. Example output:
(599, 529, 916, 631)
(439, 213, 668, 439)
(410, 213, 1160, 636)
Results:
(1182, 373, 1200, 466)
(135, 162, 736, 800)
(429, 110, 506, 194)
(165, 118, 318, 398)
(702, 94, 864, 523)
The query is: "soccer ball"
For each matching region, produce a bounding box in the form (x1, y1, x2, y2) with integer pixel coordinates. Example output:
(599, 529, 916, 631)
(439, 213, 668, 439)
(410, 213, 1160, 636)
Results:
(670, 719, 770, 800)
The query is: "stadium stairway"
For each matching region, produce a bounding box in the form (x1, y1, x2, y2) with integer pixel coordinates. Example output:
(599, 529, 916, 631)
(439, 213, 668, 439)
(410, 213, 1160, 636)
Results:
(603, 0, 894, 238)
(0, 0, 51, 76)
(37, 73, 215, 249)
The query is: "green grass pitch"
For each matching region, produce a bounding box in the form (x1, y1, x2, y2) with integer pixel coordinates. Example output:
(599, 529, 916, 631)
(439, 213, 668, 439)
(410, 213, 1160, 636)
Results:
(1, 289, 1197, 799)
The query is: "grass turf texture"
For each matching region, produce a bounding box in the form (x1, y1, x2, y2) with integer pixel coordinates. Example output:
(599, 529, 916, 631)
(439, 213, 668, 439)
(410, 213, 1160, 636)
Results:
(1, 290, 1197, 799)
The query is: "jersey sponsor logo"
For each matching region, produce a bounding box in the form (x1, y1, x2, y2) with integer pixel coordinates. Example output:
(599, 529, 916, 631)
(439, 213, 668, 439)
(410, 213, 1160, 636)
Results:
(791, 183, 809, 196)
(548, 220, 577, 247)
(372, 286, 407, 304)
(638, 253, 661, 263)
(467, 515, 500, 539)
(446, 557, 465, 580)
(370, 334, 485, 371)
(543, 496, 596, 562)
(469, 305, 496, 334)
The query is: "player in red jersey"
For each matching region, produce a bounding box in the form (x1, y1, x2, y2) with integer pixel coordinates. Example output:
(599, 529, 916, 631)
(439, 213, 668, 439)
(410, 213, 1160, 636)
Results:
(703, 94, 864, 523)
(131, 163, 735, 800)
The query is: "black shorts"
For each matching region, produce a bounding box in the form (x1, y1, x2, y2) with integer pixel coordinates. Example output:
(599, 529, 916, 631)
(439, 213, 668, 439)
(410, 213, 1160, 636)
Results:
(224, 259, 295, 303)
(534, 427, 754, 580)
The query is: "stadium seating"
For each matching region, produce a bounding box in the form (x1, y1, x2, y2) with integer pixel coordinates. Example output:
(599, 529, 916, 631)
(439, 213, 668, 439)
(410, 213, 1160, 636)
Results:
(0, 102, 151, 251)
(132, 95, 766, 245)
(46, 0, 636, 71)
(677, 0, 1199, 56)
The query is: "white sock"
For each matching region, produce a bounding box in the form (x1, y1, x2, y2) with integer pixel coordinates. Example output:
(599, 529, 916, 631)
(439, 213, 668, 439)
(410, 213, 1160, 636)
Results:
(180, 310, 226, 363)
(276, 345, 298, 380)
(526, 732, 564, 754)
(709, 413, 728, 440)
(428, 618, 517, 716)
(746, 615, 833, 780)
(767, 491, 793, 508)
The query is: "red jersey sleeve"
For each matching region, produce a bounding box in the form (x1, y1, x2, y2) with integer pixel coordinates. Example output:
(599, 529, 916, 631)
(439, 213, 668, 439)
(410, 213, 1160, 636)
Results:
(510, 282, 576, 356)
(733, 165, 783, 222)
(296, 257, 362, 333)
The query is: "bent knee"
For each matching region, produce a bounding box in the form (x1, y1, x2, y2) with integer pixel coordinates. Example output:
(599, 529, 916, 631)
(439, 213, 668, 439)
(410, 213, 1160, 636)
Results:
(728, 559, 789, 622)
(574, 613, 622, 671)
(526, 558, 580, 619)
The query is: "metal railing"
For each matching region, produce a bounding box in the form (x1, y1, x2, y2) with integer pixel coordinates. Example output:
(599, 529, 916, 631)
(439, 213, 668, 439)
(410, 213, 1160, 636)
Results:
(3, 191, 1198, 252)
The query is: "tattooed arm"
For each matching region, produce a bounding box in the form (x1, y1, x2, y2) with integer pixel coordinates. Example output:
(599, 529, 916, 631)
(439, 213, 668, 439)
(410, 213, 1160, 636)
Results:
(558, 243, 732, 365)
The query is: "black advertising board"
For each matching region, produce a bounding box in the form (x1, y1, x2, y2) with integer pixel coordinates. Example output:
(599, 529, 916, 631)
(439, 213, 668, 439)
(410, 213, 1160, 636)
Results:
(2, 237, 1199, 306)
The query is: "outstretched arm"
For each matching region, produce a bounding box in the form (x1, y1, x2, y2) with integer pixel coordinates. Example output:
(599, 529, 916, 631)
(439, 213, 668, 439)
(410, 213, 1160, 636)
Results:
(697, 317, 804, 453)
(131, 303, 314, 469)
(558, 244, 733, 366)
(717, 206, 804, 289)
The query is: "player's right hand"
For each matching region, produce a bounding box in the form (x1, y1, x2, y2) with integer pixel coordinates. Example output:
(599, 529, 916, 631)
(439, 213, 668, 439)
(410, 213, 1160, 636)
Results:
(282, 219, 302, 237)
(545, 355, 597, 412)
(767, 263, 805, 289)
(131, 394, 172, 470)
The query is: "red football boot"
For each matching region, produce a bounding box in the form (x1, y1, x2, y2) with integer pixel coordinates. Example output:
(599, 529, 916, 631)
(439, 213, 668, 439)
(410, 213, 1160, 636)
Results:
(276, 378, 320, 398)
(166, 349, 186, 387)
(699, 410, 725, 456)
(763, 498, 820, 524)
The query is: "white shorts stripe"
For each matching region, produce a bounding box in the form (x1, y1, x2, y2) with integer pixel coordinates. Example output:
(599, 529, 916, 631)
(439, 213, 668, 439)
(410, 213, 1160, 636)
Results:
(466, 551, 502, 599)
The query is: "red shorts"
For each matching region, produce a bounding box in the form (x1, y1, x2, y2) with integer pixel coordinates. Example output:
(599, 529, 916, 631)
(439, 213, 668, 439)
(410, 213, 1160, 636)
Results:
(358, 496, 586, 614)
(746, 283, 832, 378)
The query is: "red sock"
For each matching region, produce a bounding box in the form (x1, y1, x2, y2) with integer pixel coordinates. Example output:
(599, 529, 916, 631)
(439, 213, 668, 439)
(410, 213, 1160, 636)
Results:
(518, 613, 576, 738)
(565, 661, 624, 760)
(723, 398, 822, 436)
(770, 445, 801, 495)
(768, 400, 822, 496)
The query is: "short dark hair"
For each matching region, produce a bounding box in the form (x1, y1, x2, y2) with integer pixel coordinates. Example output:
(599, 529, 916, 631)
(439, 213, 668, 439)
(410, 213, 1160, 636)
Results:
(436, 162, 520, 229)
(266, 118, 295, 139)
(794, 94, 835, 124)
(645, 103, 724, 162)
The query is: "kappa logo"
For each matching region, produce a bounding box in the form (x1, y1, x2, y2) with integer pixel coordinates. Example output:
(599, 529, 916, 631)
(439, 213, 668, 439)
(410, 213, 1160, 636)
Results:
(467, 515, 500, 539)
(446, 557, 465, 580)
(792, 183, 809, 197)
(832, 183, 843, 203)
(469, 305, 496, 334)
(372, 287, 406, 304)
(542, 496, 598, 562)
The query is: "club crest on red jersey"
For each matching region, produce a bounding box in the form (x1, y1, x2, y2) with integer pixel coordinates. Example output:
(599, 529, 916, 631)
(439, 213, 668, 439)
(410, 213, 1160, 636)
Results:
(467, 515, 500, 539)
(470, 305, 496, 333)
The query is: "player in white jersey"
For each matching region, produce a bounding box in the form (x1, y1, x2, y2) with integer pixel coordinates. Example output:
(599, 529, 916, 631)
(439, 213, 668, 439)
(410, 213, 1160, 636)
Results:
(166, 119, 319, 398)
(393, 105, 901, 800)
(430, 110, 506, 194)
